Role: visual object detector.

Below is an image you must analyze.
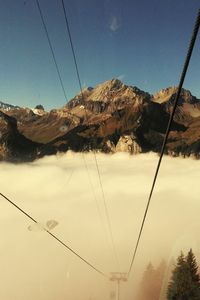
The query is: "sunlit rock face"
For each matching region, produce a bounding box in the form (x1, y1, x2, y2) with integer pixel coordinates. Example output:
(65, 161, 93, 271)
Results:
(1, 79, 200, 161)
(153, 86, 200, 121)
(116, 135, 142, 154)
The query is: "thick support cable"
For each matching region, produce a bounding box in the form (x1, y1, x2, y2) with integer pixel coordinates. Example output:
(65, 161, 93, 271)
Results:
(127, 9, 200, 278)
(0, 192, 107, 278)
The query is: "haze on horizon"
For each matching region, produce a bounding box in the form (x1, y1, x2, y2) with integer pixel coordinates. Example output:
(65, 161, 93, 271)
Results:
(0, 0, 199, 109)
(0, 152, 200, 300)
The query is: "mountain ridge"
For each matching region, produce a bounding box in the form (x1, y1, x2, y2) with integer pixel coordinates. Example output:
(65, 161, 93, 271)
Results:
(0, 79, 200, 162)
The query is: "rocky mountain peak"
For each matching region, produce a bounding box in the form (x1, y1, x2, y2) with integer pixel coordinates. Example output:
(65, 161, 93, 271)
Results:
(153, 86, 198, 105)
(153, 86, 176, 102)
(85, 78, 124, 102)
(67, 79, 151, 114)
(1, 81, 200, 161)
(35, 104, 44, 111)
(102, 78, 123, 90)
(0, 100, 20, 111)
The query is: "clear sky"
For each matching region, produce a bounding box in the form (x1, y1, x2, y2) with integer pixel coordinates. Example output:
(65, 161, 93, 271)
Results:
(0, 0, 199, 110)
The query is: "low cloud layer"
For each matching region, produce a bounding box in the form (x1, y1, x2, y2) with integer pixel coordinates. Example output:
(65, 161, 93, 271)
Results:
(0, 152, 200, 300)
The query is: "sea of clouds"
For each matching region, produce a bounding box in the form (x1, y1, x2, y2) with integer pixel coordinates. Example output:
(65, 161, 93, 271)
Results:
(0, 152, 200, 300)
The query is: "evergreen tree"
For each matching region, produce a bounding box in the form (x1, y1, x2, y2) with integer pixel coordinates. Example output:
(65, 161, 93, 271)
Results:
(167, 250, 200, 300)
(154, 260, 167, 298)
(137, 261, 166, 300)
(137, 262, 155, 300)
(186, 249, 200, 299)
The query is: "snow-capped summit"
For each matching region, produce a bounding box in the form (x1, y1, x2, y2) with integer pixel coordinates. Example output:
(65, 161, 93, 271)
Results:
(0, 100, 20, 111)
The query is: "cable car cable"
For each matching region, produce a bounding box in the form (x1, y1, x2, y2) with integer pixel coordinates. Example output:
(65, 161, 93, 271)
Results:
(61, 0, 120, 269)
(0, 192, 108, 278)
(34, 0, 116, 270)
(35, 0, 68, 101)
(127, 8, 200, 278)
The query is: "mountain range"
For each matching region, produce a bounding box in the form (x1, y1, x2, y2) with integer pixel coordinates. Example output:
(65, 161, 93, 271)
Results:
(1, 79, 200, 162)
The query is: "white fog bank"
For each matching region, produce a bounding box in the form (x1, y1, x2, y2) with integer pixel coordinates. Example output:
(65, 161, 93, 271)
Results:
(0, 152, 200, 300)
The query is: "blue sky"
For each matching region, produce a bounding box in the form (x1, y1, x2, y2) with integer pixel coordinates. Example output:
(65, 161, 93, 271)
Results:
(0, 0, 199, 109)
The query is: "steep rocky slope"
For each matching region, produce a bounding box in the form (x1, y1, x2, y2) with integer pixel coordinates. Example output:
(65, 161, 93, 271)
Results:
(0, 79, 200, 162)
(0, 111, 41, 162)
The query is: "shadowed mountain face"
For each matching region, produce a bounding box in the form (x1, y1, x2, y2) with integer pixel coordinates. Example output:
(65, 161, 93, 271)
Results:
(0, 79, 200, 162)
(0, 111, 41, 162)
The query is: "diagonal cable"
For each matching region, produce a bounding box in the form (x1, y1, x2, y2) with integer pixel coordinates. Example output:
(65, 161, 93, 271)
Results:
(34, 0, 118, 270)
(61, 0, 84, 102)
(61, 0, 120, 269)
(127, 8, 200, 278)
(35, 0, 68, 101)
(0, 192, 107, 277)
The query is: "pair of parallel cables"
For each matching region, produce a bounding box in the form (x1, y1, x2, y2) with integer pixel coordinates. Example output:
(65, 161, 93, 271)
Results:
(1, 0, 117, 279)
(0, 2, 199, 279)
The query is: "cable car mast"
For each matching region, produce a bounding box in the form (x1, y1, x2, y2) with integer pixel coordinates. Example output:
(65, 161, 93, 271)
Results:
(110, 272, 127, 300)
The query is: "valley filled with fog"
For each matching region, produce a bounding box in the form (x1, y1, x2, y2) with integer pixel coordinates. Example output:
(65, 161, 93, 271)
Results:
(0, 152, 200, 300)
